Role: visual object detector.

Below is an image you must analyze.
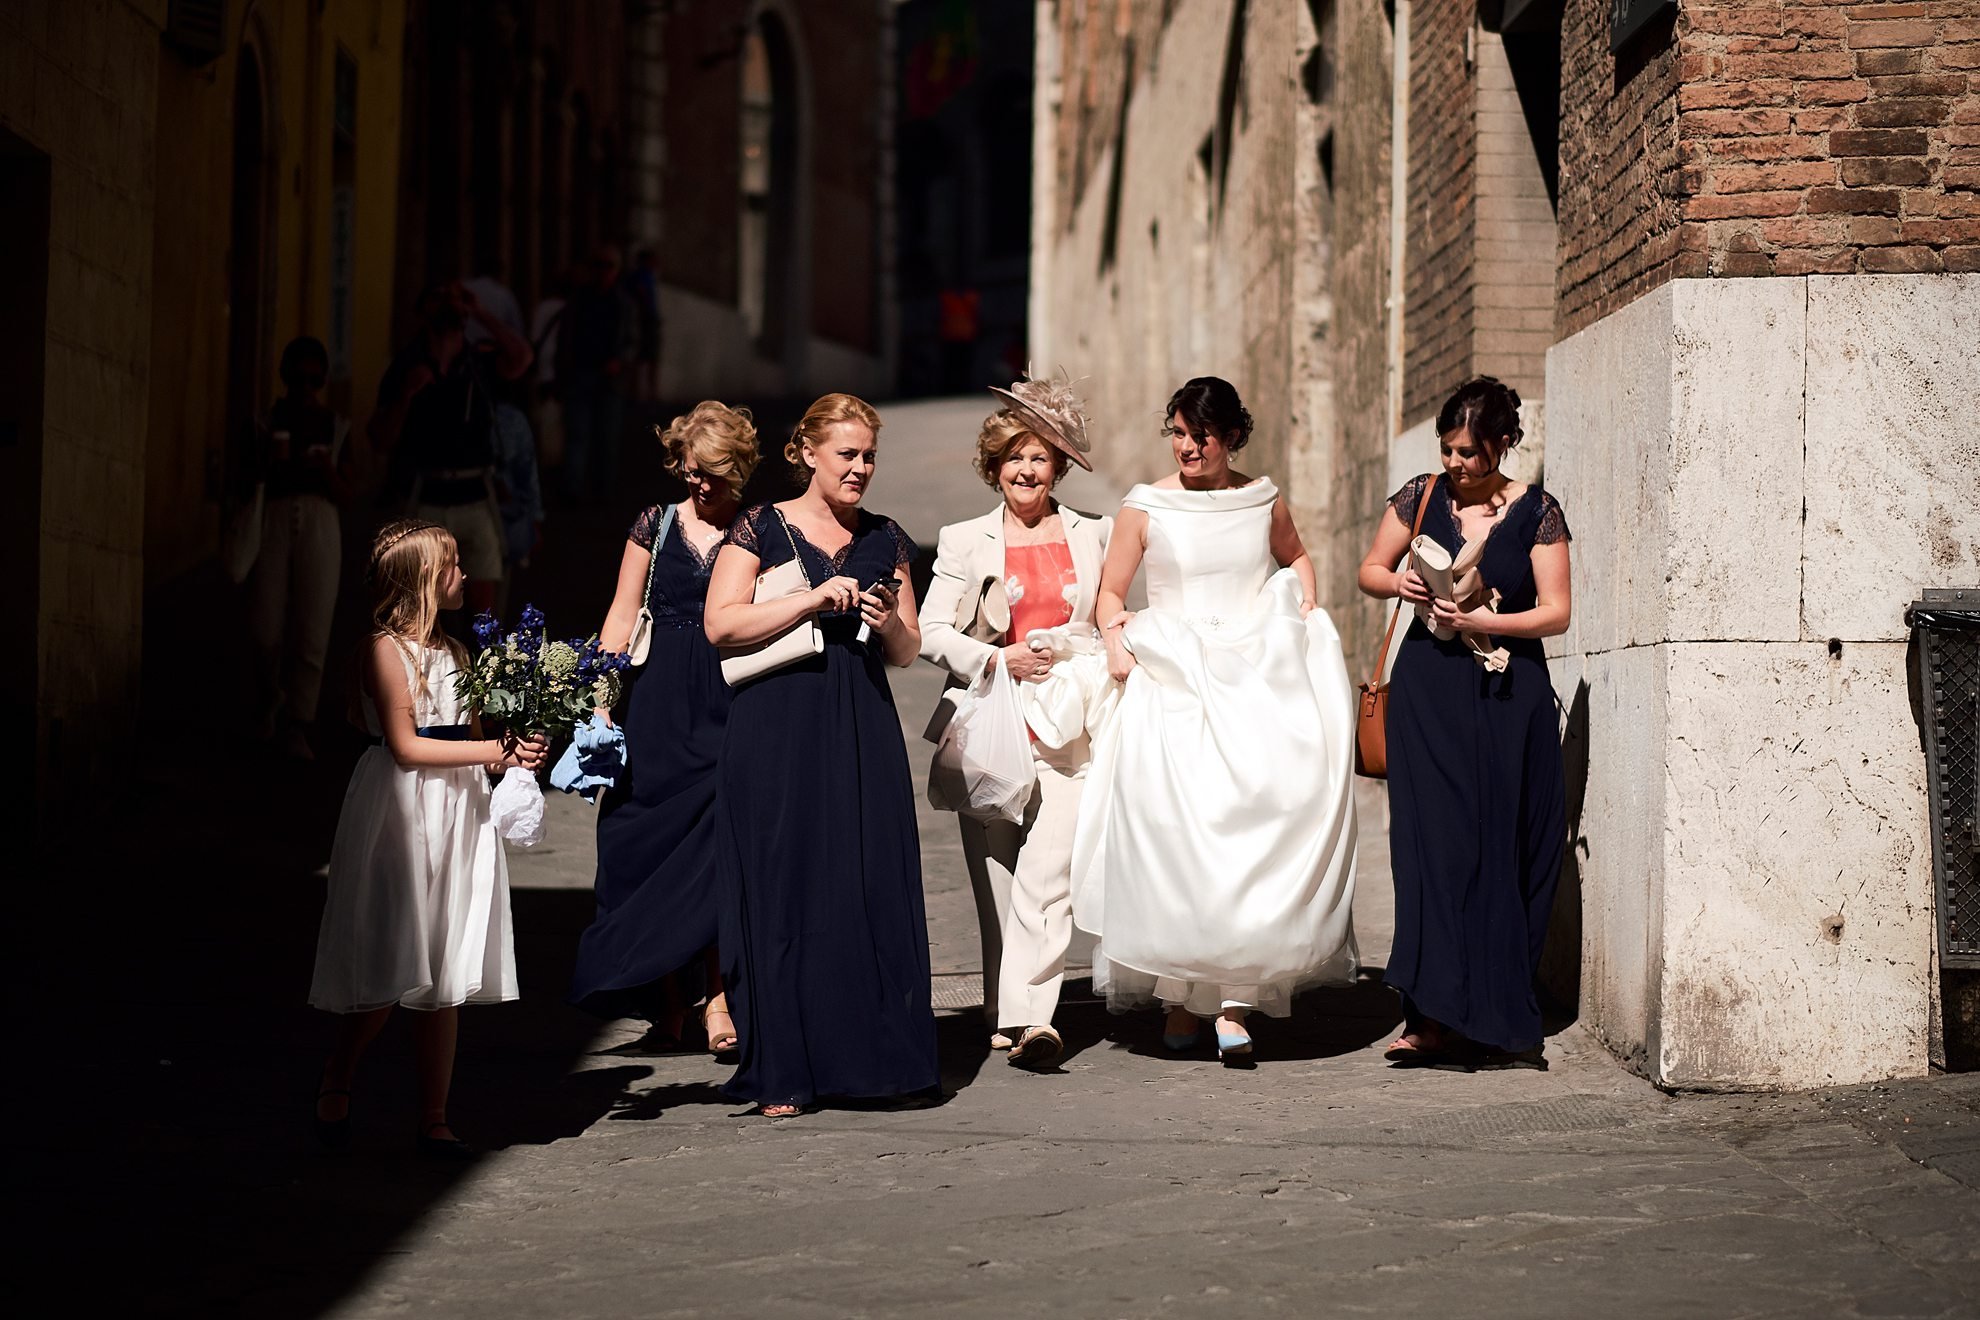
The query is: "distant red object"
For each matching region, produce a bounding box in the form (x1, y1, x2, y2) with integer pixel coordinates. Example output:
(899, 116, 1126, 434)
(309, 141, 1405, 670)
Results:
(938, 289, 981, 343)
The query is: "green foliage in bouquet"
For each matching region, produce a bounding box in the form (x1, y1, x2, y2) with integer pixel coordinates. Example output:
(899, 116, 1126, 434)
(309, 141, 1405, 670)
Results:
(453, 604, 629, 736)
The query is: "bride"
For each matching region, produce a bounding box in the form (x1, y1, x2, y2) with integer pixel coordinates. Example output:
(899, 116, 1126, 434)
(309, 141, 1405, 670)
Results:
(1071, 376, 1358, 1062)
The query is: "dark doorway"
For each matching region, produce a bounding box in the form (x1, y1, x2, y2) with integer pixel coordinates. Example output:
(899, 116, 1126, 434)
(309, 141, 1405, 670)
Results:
(225, 45, 271, 506)
(0, 127, 49, 834)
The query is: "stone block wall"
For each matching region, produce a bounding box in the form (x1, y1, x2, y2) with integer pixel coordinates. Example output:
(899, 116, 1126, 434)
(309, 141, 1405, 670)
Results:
(0, 0, 162, 815)
(1545, 274, 1978, 1089)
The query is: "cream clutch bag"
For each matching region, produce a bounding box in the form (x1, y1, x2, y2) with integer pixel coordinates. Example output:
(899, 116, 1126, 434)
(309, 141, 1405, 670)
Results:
(718, 511, 824, 686)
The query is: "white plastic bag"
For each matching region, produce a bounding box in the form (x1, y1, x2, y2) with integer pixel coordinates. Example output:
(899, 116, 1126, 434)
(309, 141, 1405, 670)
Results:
(931, 655, 1035, 824)
(490, 765, 546, 847)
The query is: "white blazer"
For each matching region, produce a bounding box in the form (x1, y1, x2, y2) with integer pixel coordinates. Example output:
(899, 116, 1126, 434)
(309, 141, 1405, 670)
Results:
(919, 502, 1113, 735)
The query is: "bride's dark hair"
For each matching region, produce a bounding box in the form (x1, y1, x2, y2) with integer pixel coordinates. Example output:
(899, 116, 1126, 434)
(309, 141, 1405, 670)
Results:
(1164, 377, 1254, 452)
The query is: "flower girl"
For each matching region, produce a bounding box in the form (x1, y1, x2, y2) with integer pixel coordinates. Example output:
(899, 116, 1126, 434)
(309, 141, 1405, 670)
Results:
(308, 520, 547, 1157)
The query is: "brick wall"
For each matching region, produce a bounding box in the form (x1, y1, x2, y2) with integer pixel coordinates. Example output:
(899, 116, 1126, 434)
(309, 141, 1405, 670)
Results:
(1557, 0, 1688, 338)
(1401, 0, 1476, 424)
(1678, 1, 1980, 280)
(1558, 0, 1980, 337)
(1471, 30, 1556, 402)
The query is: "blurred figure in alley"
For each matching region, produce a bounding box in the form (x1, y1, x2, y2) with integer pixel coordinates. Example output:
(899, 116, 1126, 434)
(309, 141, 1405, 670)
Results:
(371, 283, 532, 615)
(246, 336, 358, 761)
(558, 245, 638, 504)
(626, 248, 665, 405)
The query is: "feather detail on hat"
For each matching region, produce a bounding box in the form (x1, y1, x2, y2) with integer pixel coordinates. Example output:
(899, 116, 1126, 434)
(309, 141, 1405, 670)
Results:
(987, 367, 1094, 472)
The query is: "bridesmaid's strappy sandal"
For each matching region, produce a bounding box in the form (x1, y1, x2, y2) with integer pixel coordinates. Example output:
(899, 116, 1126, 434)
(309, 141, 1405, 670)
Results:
(755, 1103, 801, 1119)
(1384, 1032, 1448, 1065)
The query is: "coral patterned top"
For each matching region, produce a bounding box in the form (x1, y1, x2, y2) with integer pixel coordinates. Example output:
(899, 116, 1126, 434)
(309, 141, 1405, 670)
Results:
(1003, 540, 1078, 644)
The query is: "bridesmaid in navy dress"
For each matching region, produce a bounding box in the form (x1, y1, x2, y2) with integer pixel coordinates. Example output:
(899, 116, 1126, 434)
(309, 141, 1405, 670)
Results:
(704, 393, 939, 1116)
(1358, 377, 1573, 1063)
(570, 402, 760, 1052)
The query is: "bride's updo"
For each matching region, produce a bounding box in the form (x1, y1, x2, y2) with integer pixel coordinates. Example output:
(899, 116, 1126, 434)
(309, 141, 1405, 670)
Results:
(1164, 377, 1254, 451)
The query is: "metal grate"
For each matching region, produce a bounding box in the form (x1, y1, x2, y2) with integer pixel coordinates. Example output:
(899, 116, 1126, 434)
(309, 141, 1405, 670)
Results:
(1914, 590, 1980, 968)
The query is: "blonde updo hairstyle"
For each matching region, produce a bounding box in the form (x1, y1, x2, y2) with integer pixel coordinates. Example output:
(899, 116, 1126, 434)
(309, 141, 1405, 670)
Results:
(785, 392, 883, 479)
(659, 400, 760, 494)
(975, 409, 1069, 490)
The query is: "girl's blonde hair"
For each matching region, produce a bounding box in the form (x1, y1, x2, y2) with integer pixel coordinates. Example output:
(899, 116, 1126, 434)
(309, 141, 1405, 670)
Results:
(784, 392, 882, 475)
(975, 409, 1068, 489)
(659, 400, 761, 493)
(364, 520, 465, 706)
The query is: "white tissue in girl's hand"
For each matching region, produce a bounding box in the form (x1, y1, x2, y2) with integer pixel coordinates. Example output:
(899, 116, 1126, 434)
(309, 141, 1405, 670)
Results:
(491, 765, 546, 847)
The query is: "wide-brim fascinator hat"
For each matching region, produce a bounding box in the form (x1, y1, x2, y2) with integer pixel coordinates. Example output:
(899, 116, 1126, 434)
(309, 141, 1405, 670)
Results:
(988, 369, 1094, 471)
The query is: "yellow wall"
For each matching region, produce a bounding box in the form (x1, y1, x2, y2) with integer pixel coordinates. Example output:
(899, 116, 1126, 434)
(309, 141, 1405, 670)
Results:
(146, 0, 404, 582)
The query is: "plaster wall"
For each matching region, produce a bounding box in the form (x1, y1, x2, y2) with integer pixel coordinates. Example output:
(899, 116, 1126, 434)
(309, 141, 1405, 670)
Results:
(1546, 274, 1969, 1089)
(1031, 0, 1307, 490)
(0, 0, 163, 814)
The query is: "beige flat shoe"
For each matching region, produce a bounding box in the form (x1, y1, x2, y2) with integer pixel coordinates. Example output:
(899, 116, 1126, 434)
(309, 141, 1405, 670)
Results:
(989, 1031, 1014, 1050)
(1008, 1025, 1063, 1068)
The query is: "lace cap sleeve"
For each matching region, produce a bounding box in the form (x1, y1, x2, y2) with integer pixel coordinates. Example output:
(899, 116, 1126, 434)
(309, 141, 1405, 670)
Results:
(879, 515, 918, 571)
(1388, 473, 1433, 527)
(1534, 490, 1572, 546)
(724, 503, 769, 555)
(629, 503, 667, 550)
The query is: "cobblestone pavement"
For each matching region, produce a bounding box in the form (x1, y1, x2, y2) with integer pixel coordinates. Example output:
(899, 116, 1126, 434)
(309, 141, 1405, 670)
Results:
(17, 400, 1976, 1318)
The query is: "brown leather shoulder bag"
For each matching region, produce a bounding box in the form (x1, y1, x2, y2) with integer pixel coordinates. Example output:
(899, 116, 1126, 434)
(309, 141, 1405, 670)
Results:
(1354, 475, 1435, 779)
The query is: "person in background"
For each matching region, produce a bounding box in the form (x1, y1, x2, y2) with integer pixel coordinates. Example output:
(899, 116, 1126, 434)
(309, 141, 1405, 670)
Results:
(937, 285, 981, 394)
(371, 283, 532, 615)
(249, 336, 356, 761)
(463, 258, 526, 347)
(625, 248, 664, 405)
(489, 386, 543, 617)
(528, 268, 570, 475)
(558, 245, 638, 503)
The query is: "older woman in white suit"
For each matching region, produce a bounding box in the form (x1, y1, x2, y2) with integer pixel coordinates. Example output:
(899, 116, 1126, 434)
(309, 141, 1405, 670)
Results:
(920, 376, 1112, 1068)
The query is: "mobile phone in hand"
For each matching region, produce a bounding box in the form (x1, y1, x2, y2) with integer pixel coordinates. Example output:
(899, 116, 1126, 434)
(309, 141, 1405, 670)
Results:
(855, 576, 901, 643)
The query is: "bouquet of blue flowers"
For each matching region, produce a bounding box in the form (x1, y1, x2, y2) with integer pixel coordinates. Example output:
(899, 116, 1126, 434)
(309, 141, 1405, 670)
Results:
(454, 604, 630, 845)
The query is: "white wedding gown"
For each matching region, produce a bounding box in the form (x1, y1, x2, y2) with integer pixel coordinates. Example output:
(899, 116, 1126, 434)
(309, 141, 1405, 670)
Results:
(1068, 478, 1358, 1018)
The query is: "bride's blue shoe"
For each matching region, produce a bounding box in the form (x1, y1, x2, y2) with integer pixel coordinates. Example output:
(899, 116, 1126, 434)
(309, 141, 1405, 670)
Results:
(1216, 1030, 1254, 1062)
(1163, 1028, 1201, 1051)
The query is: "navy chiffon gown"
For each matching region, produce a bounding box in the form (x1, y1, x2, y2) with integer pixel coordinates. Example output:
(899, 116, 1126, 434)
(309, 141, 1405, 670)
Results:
(1385, 473, 1571, 1053)
(713, 503, 940, 1108)
(570, 504, 729, 1021)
